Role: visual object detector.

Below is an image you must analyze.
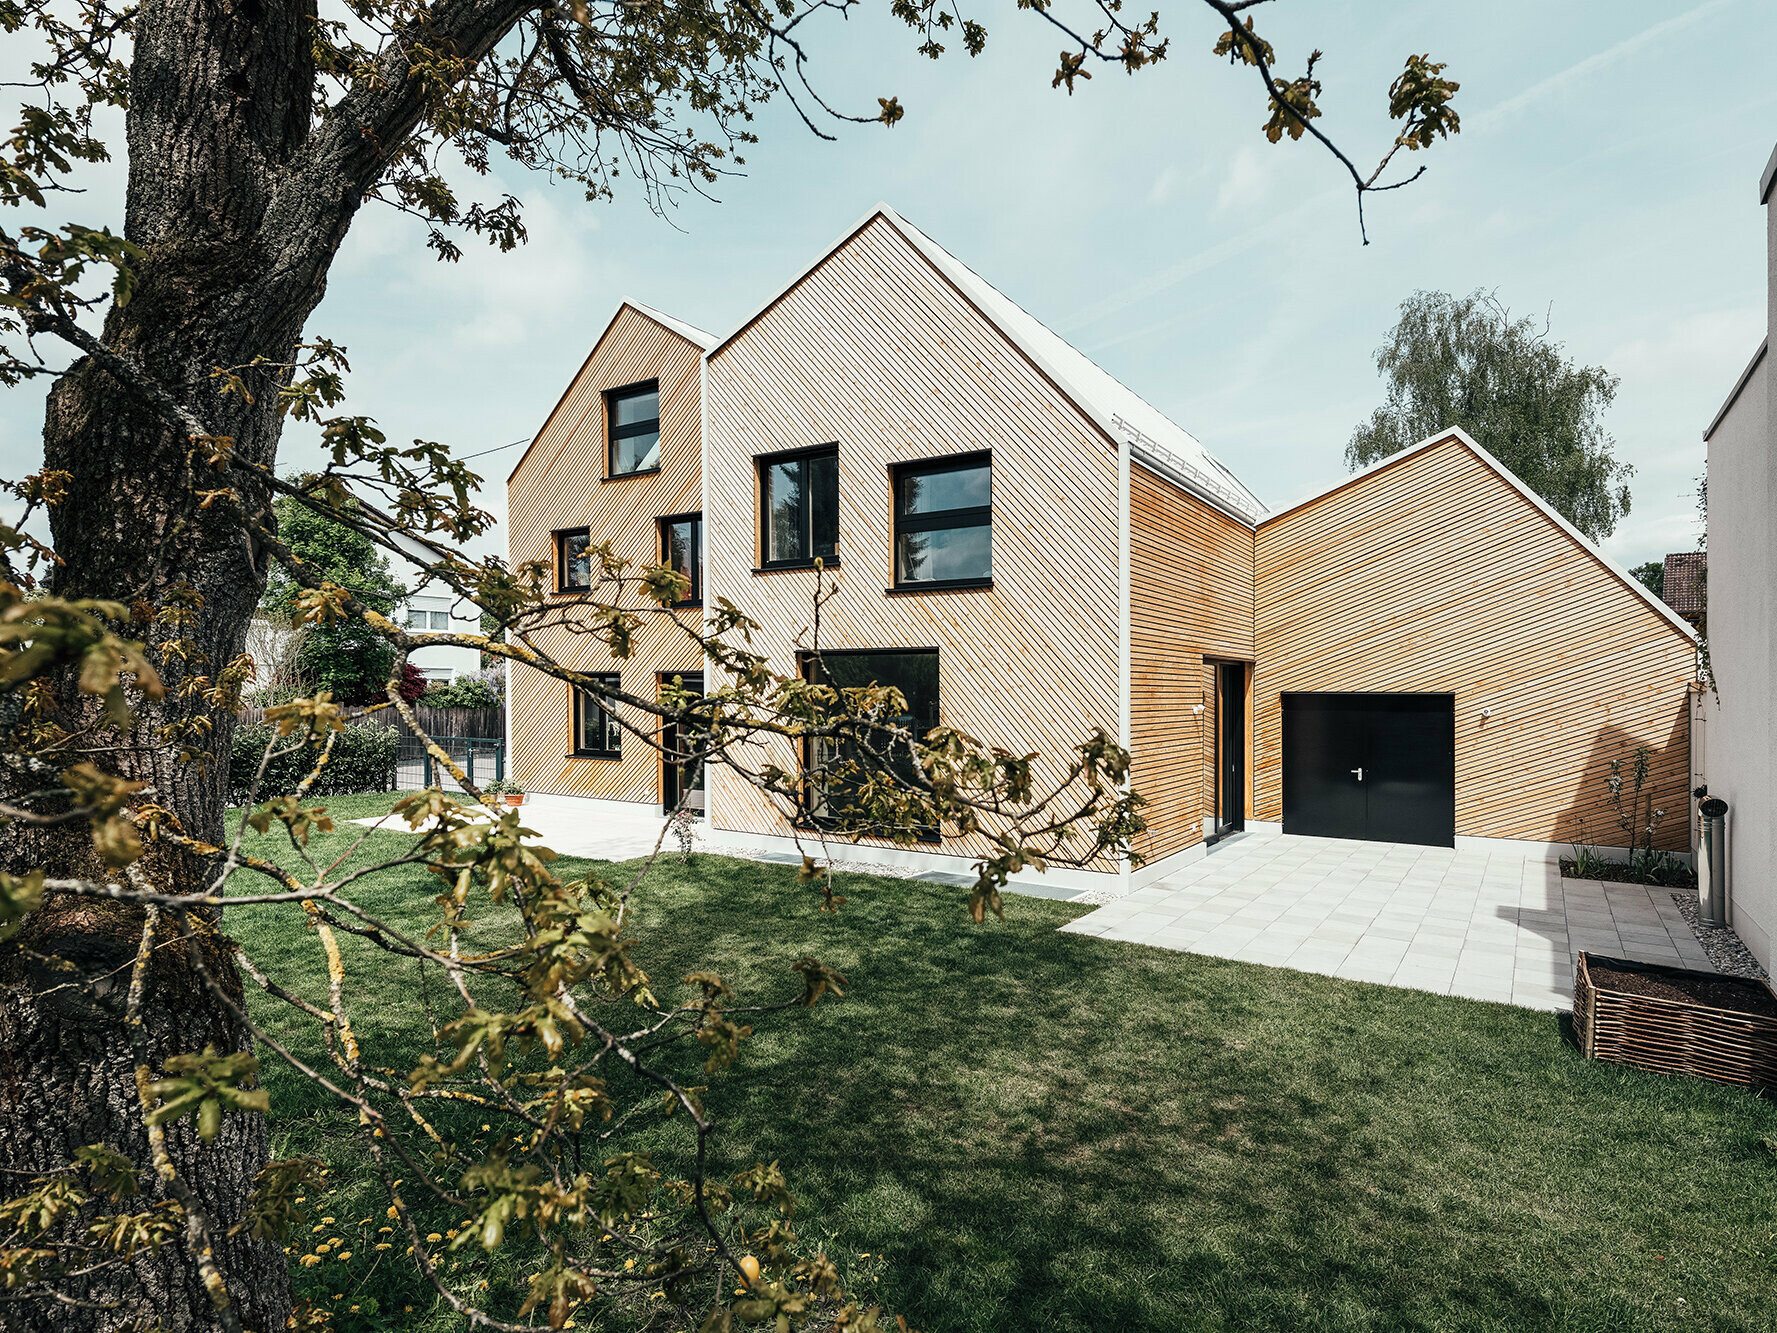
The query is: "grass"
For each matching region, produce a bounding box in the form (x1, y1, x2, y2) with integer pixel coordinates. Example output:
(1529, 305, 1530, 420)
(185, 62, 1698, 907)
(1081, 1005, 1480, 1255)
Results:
(234, 794, 1777, 1332)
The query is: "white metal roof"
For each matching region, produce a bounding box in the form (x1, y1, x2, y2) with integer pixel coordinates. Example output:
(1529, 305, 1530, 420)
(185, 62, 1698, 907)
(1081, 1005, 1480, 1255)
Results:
(709, 204, 1268, 525)
(626, 299, 716, 351)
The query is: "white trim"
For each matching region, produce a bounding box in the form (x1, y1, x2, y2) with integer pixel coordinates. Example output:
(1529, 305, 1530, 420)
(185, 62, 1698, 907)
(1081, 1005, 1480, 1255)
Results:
(1246, 820, 1282, 836)
(705, 204, 1266, 526)
(1761, 140, 1777, 204)
(1703, 338, 1767, 441)
(699, 825, 1119, 898)
(1265, 427, 1698, 643)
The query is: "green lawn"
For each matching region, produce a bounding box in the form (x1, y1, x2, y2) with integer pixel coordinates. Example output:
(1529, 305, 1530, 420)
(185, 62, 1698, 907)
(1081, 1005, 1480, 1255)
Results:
(234, 794, 1777, 1332)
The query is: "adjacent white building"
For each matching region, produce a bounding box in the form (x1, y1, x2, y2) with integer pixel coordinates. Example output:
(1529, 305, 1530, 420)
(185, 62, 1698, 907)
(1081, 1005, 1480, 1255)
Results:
(392, 533, 483, 683)
(1699, 141, 1777, 973)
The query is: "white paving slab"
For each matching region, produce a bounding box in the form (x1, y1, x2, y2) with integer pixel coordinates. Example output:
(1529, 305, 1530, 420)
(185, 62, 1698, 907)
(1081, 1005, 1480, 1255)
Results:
(1060, 832, 1712, 1011)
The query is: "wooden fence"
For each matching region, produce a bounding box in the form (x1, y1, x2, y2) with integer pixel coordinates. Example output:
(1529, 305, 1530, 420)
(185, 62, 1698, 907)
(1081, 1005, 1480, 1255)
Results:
(237, 703, 504, 741)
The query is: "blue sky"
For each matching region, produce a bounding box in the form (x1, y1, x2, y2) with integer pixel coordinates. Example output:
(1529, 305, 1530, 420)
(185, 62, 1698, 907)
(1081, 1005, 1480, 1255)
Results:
(3, 0, 1772, 568)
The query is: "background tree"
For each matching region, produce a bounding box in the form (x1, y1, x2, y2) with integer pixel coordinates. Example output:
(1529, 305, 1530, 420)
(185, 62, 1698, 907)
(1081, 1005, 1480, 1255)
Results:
(1630, 560, 1664, 600)
(0, 1, 1460, 1328)
(1346, 290, 1632, 542)
(260, 494, 405, 704)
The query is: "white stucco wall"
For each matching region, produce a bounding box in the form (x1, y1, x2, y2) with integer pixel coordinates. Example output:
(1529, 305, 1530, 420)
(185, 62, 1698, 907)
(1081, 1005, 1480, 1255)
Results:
(1699, 141, 1777, 971)
(405, 581, 482, 681)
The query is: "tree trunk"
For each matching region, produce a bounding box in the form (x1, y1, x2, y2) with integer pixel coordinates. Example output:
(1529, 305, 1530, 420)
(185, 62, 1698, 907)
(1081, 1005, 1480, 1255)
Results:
(0, 1, 330, 1327)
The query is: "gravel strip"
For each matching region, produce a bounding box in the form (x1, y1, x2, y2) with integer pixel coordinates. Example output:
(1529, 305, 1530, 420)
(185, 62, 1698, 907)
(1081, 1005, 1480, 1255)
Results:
(1670, 893, 1770, 981)
(1068, 885, 1130, 906)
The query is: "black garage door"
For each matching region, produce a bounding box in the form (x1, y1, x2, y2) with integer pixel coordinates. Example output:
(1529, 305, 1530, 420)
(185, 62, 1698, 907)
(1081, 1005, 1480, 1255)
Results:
(1282, 693, 1454, 847)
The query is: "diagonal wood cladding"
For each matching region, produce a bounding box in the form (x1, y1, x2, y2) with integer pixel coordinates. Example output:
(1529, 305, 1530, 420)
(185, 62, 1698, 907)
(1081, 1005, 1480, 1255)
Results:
(506, 305, 705, 805)
(702, 215, 1122, 867)
(1128, 463, 1256, 861)
(1252, 435, 1695, 850)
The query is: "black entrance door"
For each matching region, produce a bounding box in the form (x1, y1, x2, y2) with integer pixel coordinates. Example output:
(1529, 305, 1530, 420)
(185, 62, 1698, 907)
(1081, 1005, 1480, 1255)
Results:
(1212, 661, 1245, 838)
(1281, 693, 1454, 847)
(660, 673, 706, 814)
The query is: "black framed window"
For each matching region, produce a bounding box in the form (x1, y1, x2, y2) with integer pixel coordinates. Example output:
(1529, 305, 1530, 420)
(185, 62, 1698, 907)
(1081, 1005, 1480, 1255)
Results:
(892, 452, 992, 588)
(658, 512, 702, 606)
(758, 444, 838, 568)
(572, 674, 622, 757)
(801, 649, 939, 840)
(556, 528, 591, 592)
(607, 381, 660, 477)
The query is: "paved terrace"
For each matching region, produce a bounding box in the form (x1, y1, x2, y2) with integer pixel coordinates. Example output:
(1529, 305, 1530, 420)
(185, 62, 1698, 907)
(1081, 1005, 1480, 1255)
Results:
(1062, 832, 1710, 1011)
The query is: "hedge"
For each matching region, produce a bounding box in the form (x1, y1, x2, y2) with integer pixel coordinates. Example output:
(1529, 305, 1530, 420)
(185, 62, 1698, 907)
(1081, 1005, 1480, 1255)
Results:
(229, 722, 399, 804)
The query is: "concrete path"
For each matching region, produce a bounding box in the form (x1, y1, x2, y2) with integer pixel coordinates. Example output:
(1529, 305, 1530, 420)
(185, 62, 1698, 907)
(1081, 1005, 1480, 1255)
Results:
(1061, 832, 1710, 1011)
(350, 793, 707, 862)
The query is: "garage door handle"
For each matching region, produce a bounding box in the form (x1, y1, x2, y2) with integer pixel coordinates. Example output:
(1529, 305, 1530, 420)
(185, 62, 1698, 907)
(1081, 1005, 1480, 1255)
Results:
(1350, 767, 1365, 782)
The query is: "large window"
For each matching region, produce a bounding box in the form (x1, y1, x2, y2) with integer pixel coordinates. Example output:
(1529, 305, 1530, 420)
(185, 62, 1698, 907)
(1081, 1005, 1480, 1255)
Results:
(892, 452, 992, 588)
(802, 649, 939, 839)
(658, 512, 702, 606)
(572, 674, 622, 758)
(607, 381, 660, 477)
(758, 444, 838, 568)
(556, 528, 591, 592)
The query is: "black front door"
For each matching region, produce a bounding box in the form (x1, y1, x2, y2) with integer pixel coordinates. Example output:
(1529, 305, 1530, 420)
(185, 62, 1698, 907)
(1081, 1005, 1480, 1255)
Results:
(660, 673, 706, 814)
(1213, 661, 1245, 838)
(1281, 693, 1454, 847)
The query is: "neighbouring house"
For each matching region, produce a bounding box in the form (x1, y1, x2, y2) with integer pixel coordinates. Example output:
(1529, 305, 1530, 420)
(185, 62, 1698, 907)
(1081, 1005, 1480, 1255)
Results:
(1698, 142, 1777, 974)
(393, 533, 483, 683)
(1660, 551, 1706, 627)
(507, 206, 1697, 893)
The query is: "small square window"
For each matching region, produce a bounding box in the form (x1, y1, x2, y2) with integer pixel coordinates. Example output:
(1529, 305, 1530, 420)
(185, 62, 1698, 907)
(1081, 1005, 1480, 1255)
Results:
(892, 453, 991, 587)
(556, 528, 591, 592)
(607, 382, 660, 477)
(429, 610, 450, 631)
(573, 674, 622, 757)
(758, 445, 838, 568)
(658, 513, 702, 606)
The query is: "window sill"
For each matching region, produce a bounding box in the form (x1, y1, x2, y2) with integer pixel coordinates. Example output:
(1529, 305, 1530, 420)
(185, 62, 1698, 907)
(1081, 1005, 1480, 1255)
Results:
(753, 559, 840, 575)
(651, 602, 703, 611)
(602, 467, 661, 483)
(567, 752, 622, 761)
(555, 586, 593, 597)
(884, 578, 993, 595)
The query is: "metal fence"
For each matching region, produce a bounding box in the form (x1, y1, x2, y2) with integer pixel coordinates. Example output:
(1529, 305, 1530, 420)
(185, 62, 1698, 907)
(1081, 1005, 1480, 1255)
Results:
(394, 736, 505, 792)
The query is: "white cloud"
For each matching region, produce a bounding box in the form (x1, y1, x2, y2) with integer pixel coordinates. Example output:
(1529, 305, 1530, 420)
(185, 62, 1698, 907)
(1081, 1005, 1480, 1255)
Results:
(1215, 146, 1268, 214)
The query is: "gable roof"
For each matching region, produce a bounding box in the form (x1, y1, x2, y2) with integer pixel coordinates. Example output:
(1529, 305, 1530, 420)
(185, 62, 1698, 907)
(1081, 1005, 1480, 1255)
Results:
(709, 205, 1268, 525)
(1262, 427, 1699, 643)
(507, 300, 713, 483)
(1661, 551, 1706, 618)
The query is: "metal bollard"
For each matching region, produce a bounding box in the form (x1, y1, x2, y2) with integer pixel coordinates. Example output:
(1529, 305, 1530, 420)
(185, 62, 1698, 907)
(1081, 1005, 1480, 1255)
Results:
(1698, 796, 1729, 928)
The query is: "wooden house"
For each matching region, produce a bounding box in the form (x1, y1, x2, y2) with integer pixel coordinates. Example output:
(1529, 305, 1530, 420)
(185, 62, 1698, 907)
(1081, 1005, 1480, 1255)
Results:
(507, 207, 1697, 892)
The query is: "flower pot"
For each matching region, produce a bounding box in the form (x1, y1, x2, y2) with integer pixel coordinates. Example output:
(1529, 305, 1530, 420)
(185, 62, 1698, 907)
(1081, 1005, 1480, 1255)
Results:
(503, 793, 525, 808)
(1573, 952, 1777, 1091)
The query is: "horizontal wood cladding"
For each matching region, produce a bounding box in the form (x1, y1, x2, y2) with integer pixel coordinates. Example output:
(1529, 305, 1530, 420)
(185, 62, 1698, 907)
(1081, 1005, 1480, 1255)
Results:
(506, 305, 704, 804)
(703, 216, 1121, 868)
(1129, 464, 1256, 860)
(1253, 436, 1695, 850)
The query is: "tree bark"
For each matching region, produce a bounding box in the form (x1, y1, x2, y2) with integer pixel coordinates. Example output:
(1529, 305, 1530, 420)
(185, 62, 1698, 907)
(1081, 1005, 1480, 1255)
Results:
(1, 2, 324, 1328)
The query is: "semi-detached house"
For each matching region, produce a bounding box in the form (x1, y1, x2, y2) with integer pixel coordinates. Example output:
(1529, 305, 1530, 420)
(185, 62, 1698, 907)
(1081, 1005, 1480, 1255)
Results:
(507, 206, 1697, 893)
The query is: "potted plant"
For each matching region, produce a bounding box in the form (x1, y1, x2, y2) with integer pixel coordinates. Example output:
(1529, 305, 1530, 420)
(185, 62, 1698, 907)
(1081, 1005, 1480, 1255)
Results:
(483, 778, 525, 808)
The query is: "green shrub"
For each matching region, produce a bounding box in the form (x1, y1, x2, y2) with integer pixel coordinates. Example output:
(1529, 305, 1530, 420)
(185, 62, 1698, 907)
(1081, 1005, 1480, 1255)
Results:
(417, 677, 500, 709)
(230, 722, 399, 803)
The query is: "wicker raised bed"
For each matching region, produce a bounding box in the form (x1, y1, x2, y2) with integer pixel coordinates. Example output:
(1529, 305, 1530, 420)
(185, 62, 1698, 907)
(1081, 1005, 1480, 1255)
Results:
(1573, 952, 1777, 1091)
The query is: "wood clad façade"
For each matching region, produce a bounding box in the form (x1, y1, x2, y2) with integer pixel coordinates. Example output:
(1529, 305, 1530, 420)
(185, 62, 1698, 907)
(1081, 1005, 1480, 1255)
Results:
(1251, 435, 1695, 850)
(505, 304, 705, 805)
(1128, 464, 1255, 861)
(702, 214, 1123, 864)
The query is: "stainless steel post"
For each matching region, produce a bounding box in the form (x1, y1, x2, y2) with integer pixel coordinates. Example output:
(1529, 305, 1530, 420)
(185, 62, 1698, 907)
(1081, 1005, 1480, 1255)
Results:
(1698, 796, 1729, 928)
